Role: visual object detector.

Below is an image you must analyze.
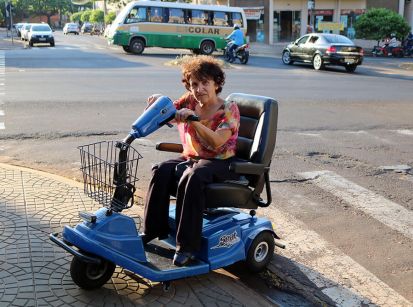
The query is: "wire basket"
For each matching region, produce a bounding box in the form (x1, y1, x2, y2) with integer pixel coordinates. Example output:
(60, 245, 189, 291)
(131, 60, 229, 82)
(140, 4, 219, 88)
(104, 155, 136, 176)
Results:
(78, 141, 142, 210)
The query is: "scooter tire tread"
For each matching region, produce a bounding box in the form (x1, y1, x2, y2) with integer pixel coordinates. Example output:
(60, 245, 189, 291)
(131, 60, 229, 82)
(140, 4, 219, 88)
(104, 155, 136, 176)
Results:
(246, 231, 275, 273)
(70, 256, 116, 290)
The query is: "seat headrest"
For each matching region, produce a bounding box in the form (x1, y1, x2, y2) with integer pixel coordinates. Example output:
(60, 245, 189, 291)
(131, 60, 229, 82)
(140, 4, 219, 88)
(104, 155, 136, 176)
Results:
(226, 93, 278, 166)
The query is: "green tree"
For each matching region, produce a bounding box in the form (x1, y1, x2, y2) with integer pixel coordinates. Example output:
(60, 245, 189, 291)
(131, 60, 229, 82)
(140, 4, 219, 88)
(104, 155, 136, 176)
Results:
(80, 9, 92, 23)
(355, 8, 410, 43)
(90, 9, 104, 23)
(28, 0, 73, 26)
(104, 11, 116, 24)
(70, 11, 83, 23)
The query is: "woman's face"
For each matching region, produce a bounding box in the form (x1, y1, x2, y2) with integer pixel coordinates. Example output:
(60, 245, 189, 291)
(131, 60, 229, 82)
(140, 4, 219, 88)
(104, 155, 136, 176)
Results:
(189, 76, 218, 105)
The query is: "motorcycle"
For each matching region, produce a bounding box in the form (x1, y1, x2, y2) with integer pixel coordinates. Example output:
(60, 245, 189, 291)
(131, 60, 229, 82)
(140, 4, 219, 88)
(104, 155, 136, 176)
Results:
(372, 44, 404, 57)
(90, 26, 103, 36)
(224, 40, 250, 64)
(403, 39, 413, 57)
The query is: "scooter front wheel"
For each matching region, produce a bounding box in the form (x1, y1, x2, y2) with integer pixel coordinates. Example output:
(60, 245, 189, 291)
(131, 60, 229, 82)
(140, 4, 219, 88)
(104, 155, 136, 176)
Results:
(246, 232, 275, 273)
(70, 256, 116, 290)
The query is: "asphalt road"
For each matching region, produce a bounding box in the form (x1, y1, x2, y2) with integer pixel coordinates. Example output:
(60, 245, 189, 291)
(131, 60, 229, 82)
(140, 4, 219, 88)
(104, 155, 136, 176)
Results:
(1, 31, 412, 305)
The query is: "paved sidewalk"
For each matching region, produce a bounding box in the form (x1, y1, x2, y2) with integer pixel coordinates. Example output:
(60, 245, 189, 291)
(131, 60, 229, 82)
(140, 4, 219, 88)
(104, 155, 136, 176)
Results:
(0, 163, 275, 306)
(0, 28, 25, 50)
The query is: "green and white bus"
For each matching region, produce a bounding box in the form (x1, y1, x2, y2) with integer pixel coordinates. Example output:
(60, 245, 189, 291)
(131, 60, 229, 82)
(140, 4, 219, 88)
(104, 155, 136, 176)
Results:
(107, 1, 247, 55)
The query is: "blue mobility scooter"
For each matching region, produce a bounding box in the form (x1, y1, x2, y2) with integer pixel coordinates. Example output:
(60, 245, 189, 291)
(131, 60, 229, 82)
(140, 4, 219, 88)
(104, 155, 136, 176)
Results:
(50, 93, 284, 290)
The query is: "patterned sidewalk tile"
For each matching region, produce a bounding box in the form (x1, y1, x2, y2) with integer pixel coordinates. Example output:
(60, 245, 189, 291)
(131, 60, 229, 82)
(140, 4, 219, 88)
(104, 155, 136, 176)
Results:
(0, 165, 266, 306)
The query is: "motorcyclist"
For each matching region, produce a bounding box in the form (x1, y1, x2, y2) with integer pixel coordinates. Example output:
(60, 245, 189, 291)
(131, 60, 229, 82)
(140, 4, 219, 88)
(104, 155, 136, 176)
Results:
(387, 33, 400, 55)
(406, 32, 413, 48)
(225, 24, 244, 63)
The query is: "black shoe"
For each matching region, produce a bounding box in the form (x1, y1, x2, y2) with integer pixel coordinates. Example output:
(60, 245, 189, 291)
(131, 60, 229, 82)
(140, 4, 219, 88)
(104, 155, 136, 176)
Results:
(173, 251, 195, 267)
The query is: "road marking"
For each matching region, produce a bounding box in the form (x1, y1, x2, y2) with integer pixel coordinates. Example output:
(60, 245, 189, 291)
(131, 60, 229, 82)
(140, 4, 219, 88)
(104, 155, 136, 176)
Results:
(299, 170, 413, 240)
(344, 130, 393, 144)
(395, 129, 413, 136)
(265, 192, 412, 306)
(379, 164, 411, 173)
(0, 50, 4, 130)
(296, 132, 322, 138)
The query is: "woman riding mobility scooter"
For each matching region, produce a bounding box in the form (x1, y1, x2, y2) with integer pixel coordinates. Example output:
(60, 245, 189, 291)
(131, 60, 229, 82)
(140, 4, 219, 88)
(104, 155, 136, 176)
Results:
(50, 93, 284, 291)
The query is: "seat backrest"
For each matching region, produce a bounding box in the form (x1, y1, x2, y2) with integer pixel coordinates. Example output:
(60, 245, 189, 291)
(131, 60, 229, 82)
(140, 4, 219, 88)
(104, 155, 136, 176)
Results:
(226, 93, 278, 189)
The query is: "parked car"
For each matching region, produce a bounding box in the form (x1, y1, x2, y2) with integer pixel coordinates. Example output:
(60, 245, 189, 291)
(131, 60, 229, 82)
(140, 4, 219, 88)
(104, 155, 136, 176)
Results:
(20, 23, 32, 41)
(28, 23, 55, 47)
(81, 23, 92, 34)
(63, 23, 80, 35)
(14, 23, 24, 37)
(282, 33, 364, 73)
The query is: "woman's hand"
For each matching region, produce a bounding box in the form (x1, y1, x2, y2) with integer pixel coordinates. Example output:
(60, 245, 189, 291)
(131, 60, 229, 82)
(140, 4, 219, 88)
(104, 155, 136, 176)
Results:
(175, 108, 196, 122)
(145, 94, 163, 110)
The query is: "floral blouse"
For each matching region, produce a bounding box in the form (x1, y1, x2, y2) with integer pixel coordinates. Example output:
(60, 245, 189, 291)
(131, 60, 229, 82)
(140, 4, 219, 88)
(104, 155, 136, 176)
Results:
(174, 93, 240, 160)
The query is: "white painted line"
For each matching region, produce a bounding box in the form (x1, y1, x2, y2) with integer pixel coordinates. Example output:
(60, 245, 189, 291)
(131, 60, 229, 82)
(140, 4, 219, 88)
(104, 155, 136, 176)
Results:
(345, 130, 393, 144)
(0, 110, 4, 116)
(0, 122, 4, 129)
(296, 132, 322, 137)
(379, 165, 411, 173)
(264, 193, 412, 306)
(396, 129, 413, 136)
(299, 170, 413, 240)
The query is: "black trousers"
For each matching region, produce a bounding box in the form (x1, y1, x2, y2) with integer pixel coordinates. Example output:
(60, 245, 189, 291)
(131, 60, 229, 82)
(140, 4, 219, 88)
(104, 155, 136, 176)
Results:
(143, 156, 239, 252)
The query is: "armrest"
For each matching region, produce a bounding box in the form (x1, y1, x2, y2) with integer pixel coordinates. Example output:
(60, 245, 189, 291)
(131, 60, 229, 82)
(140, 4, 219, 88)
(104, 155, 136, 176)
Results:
(156, 142, 183, 153)
(229, 162, 269, 175)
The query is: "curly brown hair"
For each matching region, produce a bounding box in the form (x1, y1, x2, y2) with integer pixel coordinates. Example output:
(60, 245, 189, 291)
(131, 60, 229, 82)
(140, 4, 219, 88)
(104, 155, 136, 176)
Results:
(181, 56, 226, 94)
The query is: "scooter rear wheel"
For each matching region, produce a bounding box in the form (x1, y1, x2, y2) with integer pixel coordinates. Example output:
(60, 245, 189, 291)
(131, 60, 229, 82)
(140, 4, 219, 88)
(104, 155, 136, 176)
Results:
(70, 256, 116, 290)
(246, 232, 275, 273)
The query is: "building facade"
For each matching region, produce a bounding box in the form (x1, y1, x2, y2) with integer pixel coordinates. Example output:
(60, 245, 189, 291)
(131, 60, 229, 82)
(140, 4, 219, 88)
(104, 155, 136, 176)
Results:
(219, 0, 413, 44)
(229, 0, 368, 44)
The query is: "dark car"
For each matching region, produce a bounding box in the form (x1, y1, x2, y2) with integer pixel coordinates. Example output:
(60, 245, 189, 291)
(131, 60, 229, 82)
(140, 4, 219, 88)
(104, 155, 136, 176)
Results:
(81, 23, 93, 34)
(282, 33, 364, 72)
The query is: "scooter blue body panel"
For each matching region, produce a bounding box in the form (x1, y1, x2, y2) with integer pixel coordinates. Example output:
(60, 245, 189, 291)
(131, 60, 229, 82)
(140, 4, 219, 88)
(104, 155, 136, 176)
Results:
(167, 207, 274, 271)
(61, 206, 274, 282)
(62, 207, 210, 282)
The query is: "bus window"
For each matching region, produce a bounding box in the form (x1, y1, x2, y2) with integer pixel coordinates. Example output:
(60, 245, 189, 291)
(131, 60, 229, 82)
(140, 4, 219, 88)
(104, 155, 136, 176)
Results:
(226, 12, 233, 27)
(213, 11, 227, 26)
(207, 11, 214, 25)
(125, 7, 147, 24)
(191, 10, 207, 25)
(149, 7, 164, 23)
(184, 10, 191, 24)
(169, 8, 184, 24)
(232, 12, 243, 27)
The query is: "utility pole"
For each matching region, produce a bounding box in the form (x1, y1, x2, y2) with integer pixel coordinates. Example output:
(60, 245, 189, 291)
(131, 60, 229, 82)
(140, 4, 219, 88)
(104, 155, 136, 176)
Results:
(6, 2, 14, 43)
(308, 0, 315, 33)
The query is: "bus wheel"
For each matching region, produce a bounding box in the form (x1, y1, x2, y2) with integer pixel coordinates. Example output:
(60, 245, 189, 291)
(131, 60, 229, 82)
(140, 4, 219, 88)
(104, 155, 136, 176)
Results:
(200, 41, 214, 55)
(130, 38, 145, 55)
